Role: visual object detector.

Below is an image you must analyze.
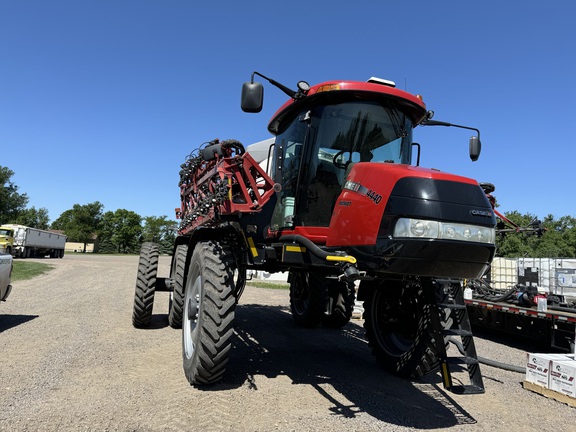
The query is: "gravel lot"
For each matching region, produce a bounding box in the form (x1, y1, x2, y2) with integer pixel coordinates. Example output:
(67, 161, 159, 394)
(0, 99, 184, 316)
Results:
(0, 254, 574, 431)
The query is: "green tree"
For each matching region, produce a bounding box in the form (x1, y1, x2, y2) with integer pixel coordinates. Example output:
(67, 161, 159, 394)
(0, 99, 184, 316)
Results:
(495, 211, 537, 257)
(142, 215, 177, 254)
(15, 206, 50, 229)
(99, 209, 142, 253)
(52, 202, 104, 252)
(532, 215, 576, 258)
(496, 212, 576, 258)
(0, 166, 29, 224)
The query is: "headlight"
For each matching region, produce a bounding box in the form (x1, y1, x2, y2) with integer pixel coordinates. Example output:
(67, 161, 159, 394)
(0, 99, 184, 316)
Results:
(393, 218, 495, 244)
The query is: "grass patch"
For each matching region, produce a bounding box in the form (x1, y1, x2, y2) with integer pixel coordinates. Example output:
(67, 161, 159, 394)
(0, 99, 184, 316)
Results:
(246, 280, 289, 290)
(12, 261, 55, 281)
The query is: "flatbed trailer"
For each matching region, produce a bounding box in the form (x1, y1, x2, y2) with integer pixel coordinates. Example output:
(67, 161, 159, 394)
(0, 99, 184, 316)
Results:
(466, 298, 576, 352)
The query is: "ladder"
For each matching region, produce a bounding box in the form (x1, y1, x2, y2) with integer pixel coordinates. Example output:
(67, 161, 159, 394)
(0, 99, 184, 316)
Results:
(428, 279, 485, 395)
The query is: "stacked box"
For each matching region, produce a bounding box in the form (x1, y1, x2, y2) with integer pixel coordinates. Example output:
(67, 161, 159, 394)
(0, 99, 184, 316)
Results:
(525, 353, 569, 387)
(549, 358, 576, 398)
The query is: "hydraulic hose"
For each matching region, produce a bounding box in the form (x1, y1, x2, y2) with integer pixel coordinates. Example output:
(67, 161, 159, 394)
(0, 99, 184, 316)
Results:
(279, 234, 330, 260)
(279, 234, 356, 263)
(487, 287, 517, 303)
(548, 305, 576, 314)
(449, 338, 525, 374)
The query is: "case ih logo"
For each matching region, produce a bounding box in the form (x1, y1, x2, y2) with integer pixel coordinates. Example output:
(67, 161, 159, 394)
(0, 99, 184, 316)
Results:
(470, 209, 492, 218)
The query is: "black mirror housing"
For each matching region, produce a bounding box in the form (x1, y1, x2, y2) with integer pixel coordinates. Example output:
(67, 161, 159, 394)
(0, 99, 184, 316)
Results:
(241, 82, 264, 113)
(469, 136, 481, 161)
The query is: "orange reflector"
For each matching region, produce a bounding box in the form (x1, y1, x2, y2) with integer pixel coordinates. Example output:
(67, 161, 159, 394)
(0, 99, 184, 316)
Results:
(316, 84, 341, 93)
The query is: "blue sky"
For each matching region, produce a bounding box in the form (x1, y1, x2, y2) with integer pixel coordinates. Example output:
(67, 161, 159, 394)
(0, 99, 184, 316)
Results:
(1, 1, 575, 224)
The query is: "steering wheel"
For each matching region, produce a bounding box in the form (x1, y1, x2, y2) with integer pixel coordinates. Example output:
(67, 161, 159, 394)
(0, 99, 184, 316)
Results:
(332, 150, 350, 170)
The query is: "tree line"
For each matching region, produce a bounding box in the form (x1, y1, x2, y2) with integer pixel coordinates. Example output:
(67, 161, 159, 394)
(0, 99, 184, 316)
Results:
(2, 164, 575, 257)
(495, 211, 576, 258)
(1, 165, 176, 254)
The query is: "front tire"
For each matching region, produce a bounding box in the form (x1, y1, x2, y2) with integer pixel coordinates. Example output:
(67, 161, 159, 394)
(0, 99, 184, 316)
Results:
(363, 279, 442, 378)
(182, 241, 236, 385)
(132, 242, 159, 328)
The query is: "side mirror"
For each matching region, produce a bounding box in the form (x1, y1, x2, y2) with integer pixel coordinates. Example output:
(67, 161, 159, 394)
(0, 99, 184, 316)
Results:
(241, 81, 264, 113)
(469, 136, 481, 161)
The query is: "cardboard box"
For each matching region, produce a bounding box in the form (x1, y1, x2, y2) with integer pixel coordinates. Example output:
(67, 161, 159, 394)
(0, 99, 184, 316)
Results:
(525, 353, 570, 388)
(549, 359, 576, 398)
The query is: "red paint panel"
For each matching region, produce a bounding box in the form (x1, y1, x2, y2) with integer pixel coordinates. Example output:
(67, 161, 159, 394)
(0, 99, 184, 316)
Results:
(326, 163, 478, 247)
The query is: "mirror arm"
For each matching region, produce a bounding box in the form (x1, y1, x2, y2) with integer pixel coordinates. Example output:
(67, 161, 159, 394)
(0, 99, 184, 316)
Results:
(422, 120, 480, 141)
(251, 71, 296, 99)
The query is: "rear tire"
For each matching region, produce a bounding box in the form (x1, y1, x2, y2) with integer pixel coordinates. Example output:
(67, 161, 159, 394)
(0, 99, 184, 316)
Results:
(182, 241, 236, 385)
(363, 279, 442, 378)
(289, 271, 325, 328)
(289, 272, 355, 328)
(322, 279, 356, 328)
(168, 244, 188, 329)
(132, 242, 159, 328)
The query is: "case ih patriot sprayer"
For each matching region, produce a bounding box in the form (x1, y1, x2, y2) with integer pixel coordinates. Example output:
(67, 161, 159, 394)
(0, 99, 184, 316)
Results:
(132, 73, 497, 394)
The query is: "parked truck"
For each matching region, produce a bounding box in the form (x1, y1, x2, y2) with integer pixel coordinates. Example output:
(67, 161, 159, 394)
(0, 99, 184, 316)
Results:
(465, 262, 576, 353)
(0, 252, 13, 304)
(462, 187, 576, 353)
(132, 73, 496, 394)
(465, 280, 576, 353)
(0, 224, 66, 258)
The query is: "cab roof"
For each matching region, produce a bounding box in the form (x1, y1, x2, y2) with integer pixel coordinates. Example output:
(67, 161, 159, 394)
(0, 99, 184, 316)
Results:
(268, 79, 428, 134)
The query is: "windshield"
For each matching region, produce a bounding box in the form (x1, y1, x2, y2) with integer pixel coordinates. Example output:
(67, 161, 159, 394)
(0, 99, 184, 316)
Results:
(0, 229, 11, 236)
(312, 101, 413, 166)
(270, 100, 415, 229)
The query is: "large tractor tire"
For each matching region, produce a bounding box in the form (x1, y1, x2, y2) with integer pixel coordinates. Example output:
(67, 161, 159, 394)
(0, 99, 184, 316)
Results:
(168, 244, 188, 329)
(182, 241, 236, 386)
(132, 242, 159, 328)
(322, 279, 356, 328)
(289, 271, 325, 328)
(289, 272, 356, 328)
(363, 279, 444, 378)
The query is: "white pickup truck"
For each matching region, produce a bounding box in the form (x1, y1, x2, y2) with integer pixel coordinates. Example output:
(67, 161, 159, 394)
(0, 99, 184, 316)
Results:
(0, 252, 13, 304)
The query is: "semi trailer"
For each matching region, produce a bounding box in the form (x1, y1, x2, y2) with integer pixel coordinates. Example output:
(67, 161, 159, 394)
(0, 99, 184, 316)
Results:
(0, 224, 66, 258)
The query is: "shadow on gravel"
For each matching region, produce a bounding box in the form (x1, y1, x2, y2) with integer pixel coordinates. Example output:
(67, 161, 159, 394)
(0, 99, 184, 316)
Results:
(0, 314, 38, 333)
(143, 313, 170, 330)
(472, 326, 552, 353)
(213, 304, 477, 429)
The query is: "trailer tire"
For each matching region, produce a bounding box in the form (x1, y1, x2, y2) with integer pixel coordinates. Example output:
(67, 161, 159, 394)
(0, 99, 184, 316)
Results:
(168, 244, 188, 329)
(322, 279, 356, 328)
(289, 271, 325, 328)
(363, 279, 443, 378)
(132, 242, 159, 328)
(182, 241, 236, 386)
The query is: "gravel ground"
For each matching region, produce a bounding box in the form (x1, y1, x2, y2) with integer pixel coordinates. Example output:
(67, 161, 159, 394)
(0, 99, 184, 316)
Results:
(0, 254, 574, 431)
